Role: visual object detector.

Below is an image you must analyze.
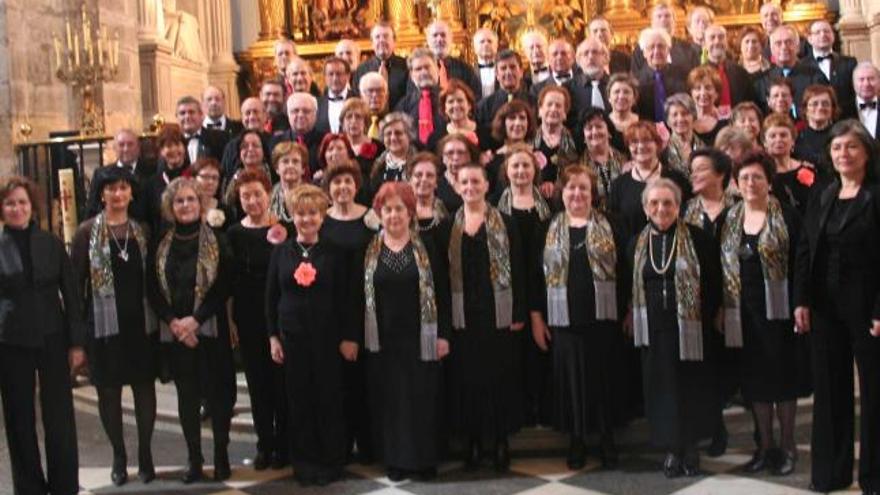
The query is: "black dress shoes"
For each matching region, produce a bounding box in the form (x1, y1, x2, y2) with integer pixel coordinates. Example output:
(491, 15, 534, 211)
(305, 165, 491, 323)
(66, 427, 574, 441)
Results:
(773, 449, 796, 476)
(707, 425, 728, 458)
(137, 467, 156, 484)
(600, 433, 619, 470)
(494, 438, 511, 472)
(387, 467, 406, 482)
(464, 439, 481, 471)
(111, 459, 128, 486)
(663, 453, 683, 478)
(743, 449, 771, 473)
(213, 452, 232, 481)
(566, 437, 586, 470)
(252, 451, 271, 471)
(181, 463, 204, 484)
(271, 451, 289, 469)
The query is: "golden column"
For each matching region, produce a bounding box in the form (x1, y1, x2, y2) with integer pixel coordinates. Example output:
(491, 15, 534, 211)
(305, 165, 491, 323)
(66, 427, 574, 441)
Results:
(388, 0, 419, 35)
(602, 0, 640, 19)
(258, 0, 287, 40)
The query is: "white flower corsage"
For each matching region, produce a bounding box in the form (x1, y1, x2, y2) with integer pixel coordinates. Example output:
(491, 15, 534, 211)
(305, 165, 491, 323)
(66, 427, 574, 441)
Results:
(206, 208, 226, 228)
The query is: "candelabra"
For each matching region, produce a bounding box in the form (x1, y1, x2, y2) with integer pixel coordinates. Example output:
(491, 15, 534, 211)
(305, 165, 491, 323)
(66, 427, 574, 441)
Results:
(52, 5, 120, 136)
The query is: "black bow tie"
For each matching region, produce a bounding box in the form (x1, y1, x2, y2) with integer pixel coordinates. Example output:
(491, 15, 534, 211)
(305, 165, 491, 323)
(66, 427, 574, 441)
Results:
(815, 54, 832, 62)
(478, 63, 494, 69)
(328, 94, 345, 102)
(860, 100, 878, 110)
(205, 122, 221, 129)
(533, 66, 548, 74)
(555, 72, 572, 81)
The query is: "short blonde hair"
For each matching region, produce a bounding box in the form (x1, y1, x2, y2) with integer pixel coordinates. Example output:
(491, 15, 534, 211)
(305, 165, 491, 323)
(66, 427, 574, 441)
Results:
(286, 183, 329, 217)
(161, 177, 206, 223)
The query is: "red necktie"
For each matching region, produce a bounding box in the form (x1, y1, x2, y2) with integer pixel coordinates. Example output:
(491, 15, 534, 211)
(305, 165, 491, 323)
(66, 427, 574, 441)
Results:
(263, 119, 273, 134)
(718, 63, 732, 108)
(438, 58, 449, 91)
(418, 88, 434, 144)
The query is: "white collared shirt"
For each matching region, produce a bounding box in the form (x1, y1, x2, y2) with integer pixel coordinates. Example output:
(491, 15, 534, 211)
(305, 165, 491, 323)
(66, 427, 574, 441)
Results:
(186, 132, 201, 164)
(858, 96, 879, 138)
(478, 59, 495, 97)
(327, 87, 349, 133)
(203, 115, 227, 131)
(117, 160, 138, 174)
(813, 50, 832, 81)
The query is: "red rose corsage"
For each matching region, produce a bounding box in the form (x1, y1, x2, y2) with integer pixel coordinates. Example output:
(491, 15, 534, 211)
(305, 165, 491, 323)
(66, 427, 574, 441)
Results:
(359, 141, 379, 160)
(293, 261, 317, 287)
(796, 166, 815, 187)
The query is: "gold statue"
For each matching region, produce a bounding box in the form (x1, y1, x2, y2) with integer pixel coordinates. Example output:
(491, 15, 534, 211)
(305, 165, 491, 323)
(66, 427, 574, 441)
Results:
(538, 0, 586, 40)
(479, 0, 527, 47)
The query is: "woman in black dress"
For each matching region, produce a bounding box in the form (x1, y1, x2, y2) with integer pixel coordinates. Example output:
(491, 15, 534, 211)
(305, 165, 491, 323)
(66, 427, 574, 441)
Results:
(269, 142, 307, 225)
(321, 161, 379, 463)
(406, 152, 451, 256)
(531, 164, 627, 469)
(194, 158, 233, 231)
(368, 112, 417, 202)
(486, 100, 537, 198)
(721, 151, 801, 476)
(71, 168, 157, 486)
(688, 66, 729, 145)
(794, 85, 839, 175)
(144, 123, 190, 234)
(794, 120, 880, 493)
(0, 176, 85, 495)
(317, 133, 357, 184)
(436, 133, 480, 213)
(448, 162, 527, 472)
(339, 97, 383, 187)
(663, 93, 707, 179)
(266, 184, 348, 486)
(533, 85, 579, 198)
(146, 177, 236, 483)
(764, 113, 818, 215)
(629, 178, 722, 477)
(227, 169, 289, 470)
(363, 181, 451, 481)
(607, 73, 640, 153)
(494, 144, 553, 426)
(581, 108, 626, 211)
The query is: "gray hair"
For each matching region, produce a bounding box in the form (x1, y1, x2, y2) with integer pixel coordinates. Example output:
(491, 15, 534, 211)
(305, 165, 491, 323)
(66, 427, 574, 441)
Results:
(379, 112, 416, 142)
(714, 125, 752, 150)
(641, 177, 682, 207)
(769, 25, 800, 45)
(639, 27, 672, 51)
(853, 61, 880, 83)
(408, 47, 437, 70)
(286, 91, 318, 112)
(664, 92, 697, 124)
(359, 71, 388, 93)
(160, 177, 207, 223)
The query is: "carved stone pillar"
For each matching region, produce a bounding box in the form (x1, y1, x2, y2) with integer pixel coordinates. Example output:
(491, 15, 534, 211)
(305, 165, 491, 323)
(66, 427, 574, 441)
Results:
(200, 0, 240, 116)
(258, 0, 287, 41)
(388, 0, 418, 36)
(837, 0, 872, 62)
(138, 0, 167, 44)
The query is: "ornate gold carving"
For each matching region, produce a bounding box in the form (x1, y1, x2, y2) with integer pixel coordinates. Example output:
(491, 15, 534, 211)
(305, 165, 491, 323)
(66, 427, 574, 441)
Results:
(258, 0, 286, 40)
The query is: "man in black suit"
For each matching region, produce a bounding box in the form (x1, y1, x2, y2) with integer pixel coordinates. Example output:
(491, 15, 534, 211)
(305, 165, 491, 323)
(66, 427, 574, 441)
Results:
(588, 17, 630, 74)
(260, 78, 289, 135)
(316, 57, 357, 135)
(202, 85, 244, 138)
(631, 3, 700, 75)
(475, 49, 535, 150)
(703, 24, 756, 119)
(359, 71, 390, 140)
(522, 30, 550, 87)
(285, 56, 321, 98)
(759, 3, 810, 61)
(754, 25, 824, 116)
(853, 62, 880, 142)
(804, 20, 858, 119)
(426, 20, 482, 99)
(176, 95, 227, 163)
(222, 97, 271, 179)
(334, 39, 361, 86)
(395, 48, 446, 150)
(473, 28, 499, 98)
(634, 27, 689, 139)
(532, 39, 585, 128)
(574, 37, 611, 115)
(353, 22, 409, 111)
(270, 92, 324, 180)
(85, 128, 157, 219)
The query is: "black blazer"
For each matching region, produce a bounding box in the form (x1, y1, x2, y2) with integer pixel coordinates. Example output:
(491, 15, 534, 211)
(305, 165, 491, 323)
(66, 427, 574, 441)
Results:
(753, 63, 825, 116)
(800, 52, 858, 119)
(610, 49, 632, 74)
(394, 85, 446, 151)
(0, 225, 86, 349)
(269, 127, 324, 179)
(353, 55, 409, 111)
(441, 56, 483, 99)
(708, 60, 757, 107)
(204, 117, 244, 139)
(85, 158, 158, 220)
(794, 181, 880, 321)
(185, 127, 229, 163)
(316, 88, 358, 135)
(635, 63, 689, 121)
(475, 86, 537, 150)
(631, 38, 700, 75)
(220, 131, 273, 180)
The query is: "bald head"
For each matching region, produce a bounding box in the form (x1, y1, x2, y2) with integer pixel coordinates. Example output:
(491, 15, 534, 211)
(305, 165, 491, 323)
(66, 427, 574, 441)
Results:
(334, 39, 360, 69)
(426, 20, 451, 58)
(202, 85, 226, 120)
(548, 39, 574, 74)
(114, 128, 140, 165)
(576, 37, 608, 77)
(240, 97, 266, 131)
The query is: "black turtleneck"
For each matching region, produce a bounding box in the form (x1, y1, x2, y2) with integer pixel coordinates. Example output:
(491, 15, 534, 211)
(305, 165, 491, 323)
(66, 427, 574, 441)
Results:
(165, 221, 201, 319)
(6, 224, 33, 283)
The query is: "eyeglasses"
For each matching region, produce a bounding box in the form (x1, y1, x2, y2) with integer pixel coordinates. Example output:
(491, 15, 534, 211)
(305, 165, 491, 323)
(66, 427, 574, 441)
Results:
(807, 100, 832, 108)
(197, 174, 220, 182)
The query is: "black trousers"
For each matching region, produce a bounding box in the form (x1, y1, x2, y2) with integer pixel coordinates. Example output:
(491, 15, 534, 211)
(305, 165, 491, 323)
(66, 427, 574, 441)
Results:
(167, 337, 235, 465)
(0, 333, 79, 495)
(811, 290, 880, 491)
(238, 324, 287, 458)
(96, 382, 156, 469)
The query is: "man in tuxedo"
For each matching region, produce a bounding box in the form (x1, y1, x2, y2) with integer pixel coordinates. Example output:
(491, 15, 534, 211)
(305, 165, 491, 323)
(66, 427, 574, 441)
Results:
(631, 3, 700, 75)
(754, 25, 824, 116)
(760, 2, 810, 61)
(85, 128, 156, 219)
(270, 92, 324, 180)
(634, 27, 689, 139)
(853, 62, 880, 141)
(588, 17, 630, 74)
(395, 48, 446, 150)
(176, 95, 227, 163)
(335, 39, 361, 85)
(353, 22, 409, 111)
(260, 78, 289, 134)
(222, 97, 271, 179)
(359, 72, 389, 140)
(522, 30, 550, 87)
(285, 56, 320, 98)
(202, 85, 243, 138)
(532, 39, 585, 127)
(316, 57, 356, 134)
(475, 49, 535, 149)
(703, 24, 756, 118)
(426, 20, 482, 99)
(805, 19, 858, 119)
(473, 28, 499, 98)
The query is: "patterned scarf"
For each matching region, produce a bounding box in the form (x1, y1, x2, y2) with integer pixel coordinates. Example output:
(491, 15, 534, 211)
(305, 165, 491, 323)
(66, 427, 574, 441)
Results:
(496, 186, 551, 221)
(155, 223, 220, 342)
(720, 198, 790, 348)
(449, 206, 513, 329)
(533, 127, 579, 166)
(632, 220, 704, 361)
(666, 134, 707, 178)
(583, 147, 625, 208)
(270, 182, 293, 223)
(363, 232, 439, 361)
(683, 193, 737, 227)
(89, 213, 156, 339)
(543, 211, 617, 326)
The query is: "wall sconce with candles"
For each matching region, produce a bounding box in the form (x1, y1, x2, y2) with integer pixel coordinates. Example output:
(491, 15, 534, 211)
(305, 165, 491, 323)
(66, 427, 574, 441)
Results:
(52, 4, 120, 136)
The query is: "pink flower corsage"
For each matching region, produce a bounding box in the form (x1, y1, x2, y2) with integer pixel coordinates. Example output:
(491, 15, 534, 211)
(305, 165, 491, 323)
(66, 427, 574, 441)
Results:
(293, 261, 317, 287)
(796, 167, 815, 187)
(359, 141, 379, 160)
(535, 151, 548, 170)
(267, 223, 288, 245)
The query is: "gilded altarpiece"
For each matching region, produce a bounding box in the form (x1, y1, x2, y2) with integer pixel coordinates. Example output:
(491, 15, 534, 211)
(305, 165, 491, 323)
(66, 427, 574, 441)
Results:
(236, 0, 831, 95)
